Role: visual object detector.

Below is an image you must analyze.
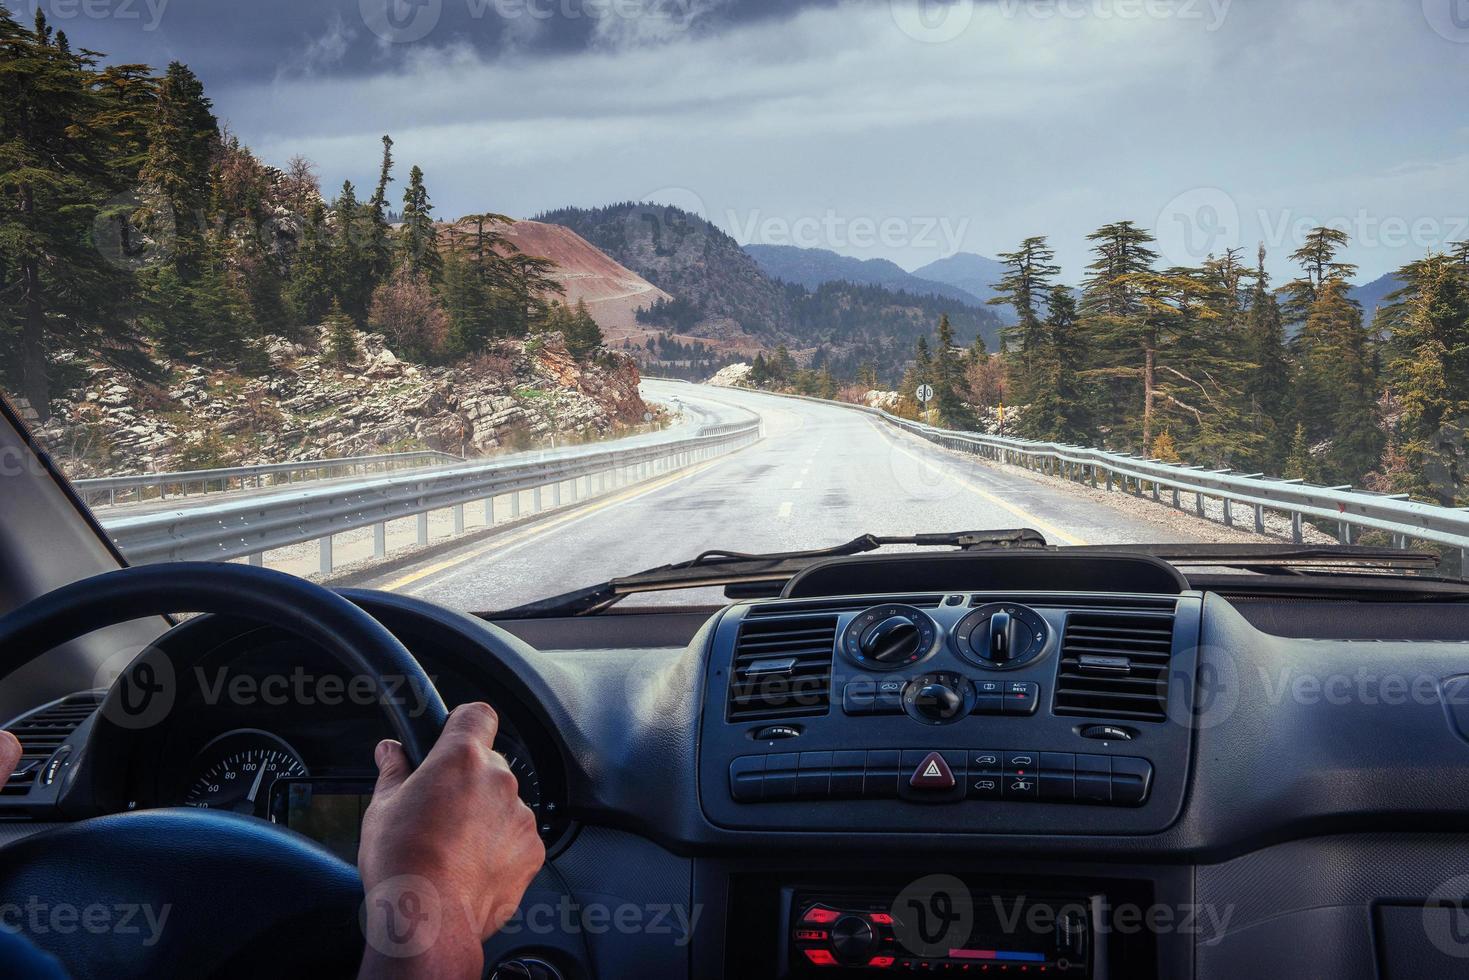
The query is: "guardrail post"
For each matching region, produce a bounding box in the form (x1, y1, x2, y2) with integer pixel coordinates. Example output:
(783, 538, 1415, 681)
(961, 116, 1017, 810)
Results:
(533, 488, 542, 512)
(248, 552, 263, 567)
(319, 536, 333, 575)
(1223, 500, 1233, 527)
(1292, 511, 1303, 543)
(1195, 492, 1205, 517)
(1254, 504, 1265, 534)
(453, 504, 464, 534)
(1339, 521, 1352, 544)
(1171, 487, 1180, 509)
(374, 523, 386, 559)
(1105, 470, 1112, 492)
(484, 496, 495, 525)
(511, 492, 521, 519)
(417, 512, 429, 546)
(553, 482, 563, 507)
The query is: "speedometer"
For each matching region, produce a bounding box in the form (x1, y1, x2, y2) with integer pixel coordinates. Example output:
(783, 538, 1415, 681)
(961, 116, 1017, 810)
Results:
(184, 730, 308, 817)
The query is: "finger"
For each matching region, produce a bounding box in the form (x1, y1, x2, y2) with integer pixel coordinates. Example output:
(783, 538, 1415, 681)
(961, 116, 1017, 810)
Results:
(0, 731, 20, 782)
(372, 739, 410, 796)
(440, 701, 500, 746)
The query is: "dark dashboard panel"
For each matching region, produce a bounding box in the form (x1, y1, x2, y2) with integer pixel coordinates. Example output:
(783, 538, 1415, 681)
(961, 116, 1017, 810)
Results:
(698, 592, 1202, 835)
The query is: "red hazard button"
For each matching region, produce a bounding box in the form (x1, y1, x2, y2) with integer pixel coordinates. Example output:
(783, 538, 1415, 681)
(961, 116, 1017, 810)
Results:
(908, 751, 955, 790)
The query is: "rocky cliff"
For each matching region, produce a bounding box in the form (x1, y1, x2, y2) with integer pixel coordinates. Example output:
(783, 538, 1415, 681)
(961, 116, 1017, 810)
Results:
(35, 330, 649, 478)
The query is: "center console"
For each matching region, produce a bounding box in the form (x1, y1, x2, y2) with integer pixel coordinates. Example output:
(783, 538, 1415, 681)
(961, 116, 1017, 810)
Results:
(698, 588, 1201, 836)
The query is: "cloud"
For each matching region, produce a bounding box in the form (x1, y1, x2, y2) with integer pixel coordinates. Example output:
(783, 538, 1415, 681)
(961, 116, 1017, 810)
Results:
(59, 0, 1469, 280)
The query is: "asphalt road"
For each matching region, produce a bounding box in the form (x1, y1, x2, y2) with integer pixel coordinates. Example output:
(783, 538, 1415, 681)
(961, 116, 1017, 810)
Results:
(351, 382, 1216, 611)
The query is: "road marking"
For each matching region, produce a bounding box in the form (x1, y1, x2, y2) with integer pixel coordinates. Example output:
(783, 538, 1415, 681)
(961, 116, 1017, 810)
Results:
(868, 420, 1089, 546)
(375, 456, 731, 594)
(778, 502, 793, 518)
(791, 480, 804, 489)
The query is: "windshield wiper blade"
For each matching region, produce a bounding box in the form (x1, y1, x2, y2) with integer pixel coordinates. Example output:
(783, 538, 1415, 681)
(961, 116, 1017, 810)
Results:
(686, 528, 1048, 566)
(490, 529, 1048, 617)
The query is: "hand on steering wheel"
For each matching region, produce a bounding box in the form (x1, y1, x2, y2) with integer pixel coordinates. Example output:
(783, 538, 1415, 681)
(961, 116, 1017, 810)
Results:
(358, 703, 545, 979)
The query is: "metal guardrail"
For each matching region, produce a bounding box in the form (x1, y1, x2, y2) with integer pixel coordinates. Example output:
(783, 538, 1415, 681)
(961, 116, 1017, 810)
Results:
(75, 450, 463, 507)
(99, 418, 761, 575)
(757, 388, 1469, 563)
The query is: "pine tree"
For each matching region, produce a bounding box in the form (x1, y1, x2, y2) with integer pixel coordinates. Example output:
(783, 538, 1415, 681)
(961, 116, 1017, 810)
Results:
(329, 181, 377, 324)
(0, 8, 153, 418)
(931, 313, 975, 427)
(566, 298, 604, 357)
(397, 165, 440, 282)
(286, 200, 336, 328)
(324, 300, 359, 368)
(1020, 286, 1093, 443)
(1282, 226, 1356, 323)
(137, 61, 217, 278)
(1078, 221, 1161, 447)
(989, 236, 1058, 404)
(1297, 279, 1381, 483)
(1284, 423, 1317, 482)
(1383, 253, 1469, 503)
(1240, 244, 1291, 469)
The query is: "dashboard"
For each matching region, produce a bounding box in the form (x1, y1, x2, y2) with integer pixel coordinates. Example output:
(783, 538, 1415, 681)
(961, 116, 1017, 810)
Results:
(7, 553, 1469, 978)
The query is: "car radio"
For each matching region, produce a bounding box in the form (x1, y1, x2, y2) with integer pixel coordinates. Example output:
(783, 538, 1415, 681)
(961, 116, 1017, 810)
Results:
(785, 886, 1095, 975)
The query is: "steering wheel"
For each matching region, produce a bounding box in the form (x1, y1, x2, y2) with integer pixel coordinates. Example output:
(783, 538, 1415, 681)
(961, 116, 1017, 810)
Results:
(0, 562, 450, 979)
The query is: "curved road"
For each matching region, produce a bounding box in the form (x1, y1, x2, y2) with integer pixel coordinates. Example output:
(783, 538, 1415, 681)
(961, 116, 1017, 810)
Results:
(350, 382, 1216, 610)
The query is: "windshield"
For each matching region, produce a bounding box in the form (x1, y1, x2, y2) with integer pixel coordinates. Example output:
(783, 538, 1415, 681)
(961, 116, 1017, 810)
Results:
(4, 0, 1468, 609)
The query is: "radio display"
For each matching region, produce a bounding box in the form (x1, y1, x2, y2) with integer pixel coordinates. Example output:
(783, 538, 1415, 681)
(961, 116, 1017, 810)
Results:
(787, 885, 1092, 975)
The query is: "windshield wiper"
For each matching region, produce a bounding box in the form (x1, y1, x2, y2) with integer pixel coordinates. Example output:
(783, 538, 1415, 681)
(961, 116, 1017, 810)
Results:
(1062, 542, 1441, 576)
(490, 529, 1048, 617)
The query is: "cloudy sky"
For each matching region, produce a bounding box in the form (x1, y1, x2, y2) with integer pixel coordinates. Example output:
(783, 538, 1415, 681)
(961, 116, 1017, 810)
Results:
(29, 0, 1469, 283)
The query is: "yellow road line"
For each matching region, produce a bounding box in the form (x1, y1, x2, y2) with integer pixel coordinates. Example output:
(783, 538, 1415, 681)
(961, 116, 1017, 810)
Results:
(376, 457, 729, 593)
(869, 420, 1089, 546)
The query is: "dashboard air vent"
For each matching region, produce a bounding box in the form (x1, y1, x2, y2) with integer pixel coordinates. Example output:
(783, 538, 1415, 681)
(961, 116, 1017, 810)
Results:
(1, 691, 103, 795)
(727, 615, 837, 722)
(1053, 612, 1174, 722)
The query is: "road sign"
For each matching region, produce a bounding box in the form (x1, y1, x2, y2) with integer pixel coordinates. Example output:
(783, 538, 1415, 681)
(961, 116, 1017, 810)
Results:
(916, 384, 934, 405)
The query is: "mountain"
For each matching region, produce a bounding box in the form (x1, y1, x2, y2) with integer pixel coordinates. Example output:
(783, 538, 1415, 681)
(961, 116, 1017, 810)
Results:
(1350, 272, 1406, 321)
(495, 220, 671, 343)
(535, 203, 789, 338)
(743, 244, 986, 309)
(912, 252, 1012, 322)
(538, 203, 1004, 377)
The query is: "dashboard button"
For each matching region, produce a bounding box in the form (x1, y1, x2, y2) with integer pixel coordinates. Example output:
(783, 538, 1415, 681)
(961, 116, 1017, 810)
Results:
(967, 752, 1001, 800)
(830, 750, 866, 797)
(729, 756, 765, 802)
(1110, 756, 1153, 806)
(1002, 682, 1039, 715)
(971, 693, 1004, 715)
(1038, 753, 1075, 801)
(873, 680, 906, 714)
(765, 752, 799, 800)
(970, 750, 1002, 774)
(1074, 754, 1112, 804)
(863, 750, 900, 798)
(798, 752, 833, 799)
(1002, 750, 1039, 800)
(842, 681, 876, 715)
